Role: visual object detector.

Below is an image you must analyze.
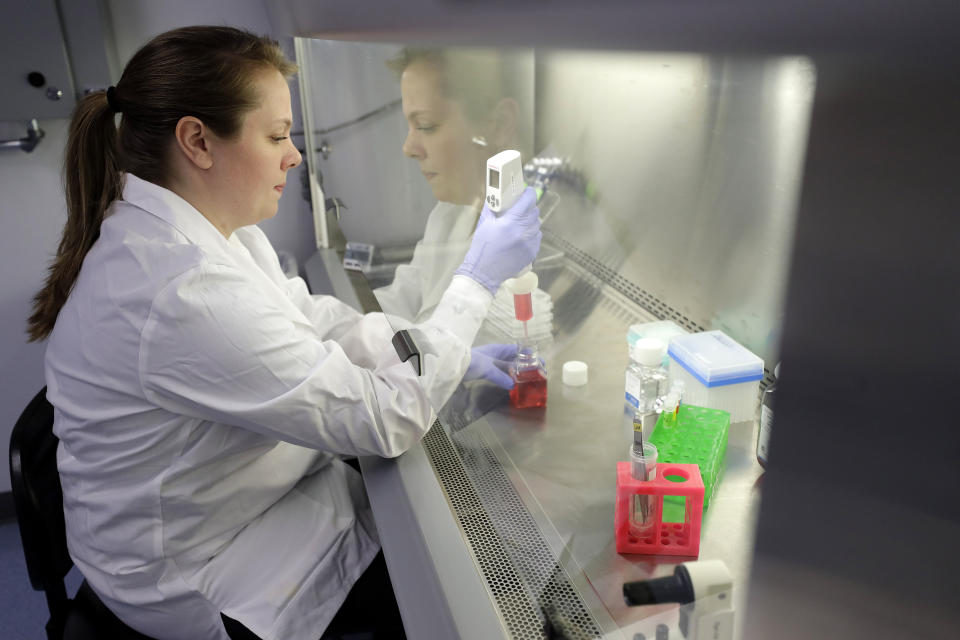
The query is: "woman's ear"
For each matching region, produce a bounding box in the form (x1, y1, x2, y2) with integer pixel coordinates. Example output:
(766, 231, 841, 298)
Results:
(173, 116, 214, 170)
(489, 97, 519, 151)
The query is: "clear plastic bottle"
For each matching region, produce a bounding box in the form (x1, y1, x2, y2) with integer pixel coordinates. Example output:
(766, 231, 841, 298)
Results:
(625, 338, 668, 434)
(510, 346, 547, 409)
(756, 363, 779, 469)
(507, 272, 547, 409)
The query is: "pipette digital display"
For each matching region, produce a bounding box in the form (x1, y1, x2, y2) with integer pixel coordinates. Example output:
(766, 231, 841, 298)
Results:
(485, 149, 524, 213)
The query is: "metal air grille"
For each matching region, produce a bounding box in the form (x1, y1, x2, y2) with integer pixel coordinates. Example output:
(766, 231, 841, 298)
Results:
(543, 230, 704, 333)
(422, 423, 604, 639)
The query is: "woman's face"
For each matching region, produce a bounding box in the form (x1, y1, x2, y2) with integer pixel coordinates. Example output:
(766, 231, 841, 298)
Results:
(400, 60, 490, 205)
(208, 68, 302, 229)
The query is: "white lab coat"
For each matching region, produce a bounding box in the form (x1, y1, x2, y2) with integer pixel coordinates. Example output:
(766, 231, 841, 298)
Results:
(45, 174, 493, 640)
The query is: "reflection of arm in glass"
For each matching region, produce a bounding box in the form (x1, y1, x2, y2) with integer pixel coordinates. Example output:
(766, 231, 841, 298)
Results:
(374, 202, 478, 321)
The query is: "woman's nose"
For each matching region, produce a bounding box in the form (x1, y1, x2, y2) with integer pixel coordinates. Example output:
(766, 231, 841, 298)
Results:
(284, 142, 302, 170)
(402, 131, 422, 159)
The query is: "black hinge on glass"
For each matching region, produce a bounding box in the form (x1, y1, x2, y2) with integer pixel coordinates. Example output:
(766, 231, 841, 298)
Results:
(392, 330, 422, 376)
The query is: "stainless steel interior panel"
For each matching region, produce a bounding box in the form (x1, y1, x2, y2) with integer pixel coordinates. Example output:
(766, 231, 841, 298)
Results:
(535, 52, 814, 366)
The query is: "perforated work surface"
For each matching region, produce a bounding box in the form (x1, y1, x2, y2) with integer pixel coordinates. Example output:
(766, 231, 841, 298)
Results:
(422, 423, 604, 640)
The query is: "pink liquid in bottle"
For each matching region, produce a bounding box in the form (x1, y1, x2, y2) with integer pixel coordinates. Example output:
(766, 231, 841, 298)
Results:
(510, 367, 548, 409)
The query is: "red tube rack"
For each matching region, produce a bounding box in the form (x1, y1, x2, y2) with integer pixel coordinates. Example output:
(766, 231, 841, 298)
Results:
(614, 462, 705, 557)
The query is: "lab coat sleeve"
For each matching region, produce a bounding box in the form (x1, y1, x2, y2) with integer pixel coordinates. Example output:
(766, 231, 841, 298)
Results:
(139, 263, 489, 458)
(372, 251, 426, 321)
(282, 273, 365, 343)
(235, 225, 364, 342)
(371, 202, 478, 322)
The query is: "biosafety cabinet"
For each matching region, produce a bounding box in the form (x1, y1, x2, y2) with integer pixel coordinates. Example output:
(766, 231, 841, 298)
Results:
(270, 2, 960, 639)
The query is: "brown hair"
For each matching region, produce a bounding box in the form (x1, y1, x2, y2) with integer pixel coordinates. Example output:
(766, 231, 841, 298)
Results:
(387, 46, 532, 158)
(27, 26, 296, 341)
(387, 47, 511, 122)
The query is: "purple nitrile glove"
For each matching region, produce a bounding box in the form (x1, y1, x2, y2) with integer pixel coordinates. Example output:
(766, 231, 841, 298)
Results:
(455, 187, 541, 294)
(464, 343, 518, 389)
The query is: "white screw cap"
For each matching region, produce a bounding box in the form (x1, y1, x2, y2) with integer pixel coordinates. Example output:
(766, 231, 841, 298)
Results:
(504, 270, 538, 295)
(562, 360, 588, 386)
(631, 338, 665, 366)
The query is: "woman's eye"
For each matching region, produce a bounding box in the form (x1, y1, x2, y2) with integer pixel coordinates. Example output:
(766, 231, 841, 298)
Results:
(416, 125, 436, 133)
(272, 136, 289, 142)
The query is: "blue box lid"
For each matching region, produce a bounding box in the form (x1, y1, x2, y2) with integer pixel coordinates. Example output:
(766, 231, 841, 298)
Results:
(667, 330, 764, 387)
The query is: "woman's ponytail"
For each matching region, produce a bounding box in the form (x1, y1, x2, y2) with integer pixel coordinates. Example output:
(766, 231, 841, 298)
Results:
(27, 90, 122, 341)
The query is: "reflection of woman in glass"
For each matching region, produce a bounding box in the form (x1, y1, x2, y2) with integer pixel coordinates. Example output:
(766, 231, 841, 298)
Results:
(376, 48, 550, 357)
(397, 48, 525, 206)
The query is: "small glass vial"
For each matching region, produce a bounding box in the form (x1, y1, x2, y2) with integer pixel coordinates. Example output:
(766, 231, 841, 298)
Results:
(756, 363, 780, 469)
(659, 392, 680, 429)
(629, 441, 659, 538)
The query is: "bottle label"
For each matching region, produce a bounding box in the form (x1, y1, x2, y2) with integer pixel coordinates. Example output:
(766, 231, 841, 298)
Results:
(757, 405, 773, 460)
(625, 370, 640, 408)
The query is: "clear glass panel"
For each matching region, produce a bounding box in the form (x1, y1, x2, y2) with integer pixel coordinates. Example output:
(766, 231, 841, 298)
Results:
(296, 38, 815, 639)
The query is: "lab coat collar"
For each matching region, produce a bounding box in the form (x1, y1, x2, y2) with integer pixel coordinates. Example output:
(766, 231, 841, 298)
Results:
(120, 173, 233, 251)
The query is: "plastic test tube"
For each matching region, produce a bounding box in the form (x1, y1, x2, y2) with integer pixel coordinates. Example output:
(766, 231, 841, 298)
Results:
(629, 441, 659, 537)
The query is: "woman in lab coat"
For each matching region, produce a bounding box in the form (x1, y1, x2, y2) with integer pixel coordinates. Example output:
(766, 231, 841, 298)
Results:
(374, 48, 552, 358)
(26, 27, 539, 640)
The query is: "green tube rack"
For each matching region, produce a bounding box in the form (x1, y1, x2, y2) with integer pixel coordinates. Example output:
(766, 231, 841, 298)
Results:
(649, 404, 730, 521)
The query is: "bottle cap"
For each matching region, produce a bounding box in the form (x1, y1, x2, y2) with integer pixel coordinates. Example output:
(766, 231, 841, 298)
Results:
(504, 270, 538, 295)
(631, 338, 665, 367)
(562, 360, 588, 386)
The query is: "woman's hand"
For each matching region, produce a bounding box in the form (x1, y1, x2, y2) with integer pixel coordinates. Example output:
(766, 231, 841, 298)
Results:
(455, 188, 541, 293)
(464, 343, 518, 389)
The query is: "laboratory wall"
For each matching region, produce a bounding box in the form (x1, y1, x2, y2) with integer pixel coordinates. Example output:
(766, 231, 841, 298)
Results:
(0, 0, 315, 495)
(0, 120, 69, 495)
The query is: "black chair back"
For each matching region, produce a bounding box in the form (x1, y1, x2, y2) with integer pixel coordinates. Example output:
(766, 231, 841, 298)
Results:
(9, 387, 156, 640)
(9, 387, 73, 635)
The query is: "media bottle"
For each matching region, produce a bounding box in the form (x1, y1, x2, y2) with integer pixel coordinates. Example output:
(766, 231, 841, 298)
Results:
(625, 338, 668, 434)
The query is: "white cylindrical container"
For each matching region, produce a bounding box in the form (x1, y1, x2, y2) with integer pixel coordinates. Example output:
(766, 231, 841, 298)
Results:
(562, 360, 588, 386)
